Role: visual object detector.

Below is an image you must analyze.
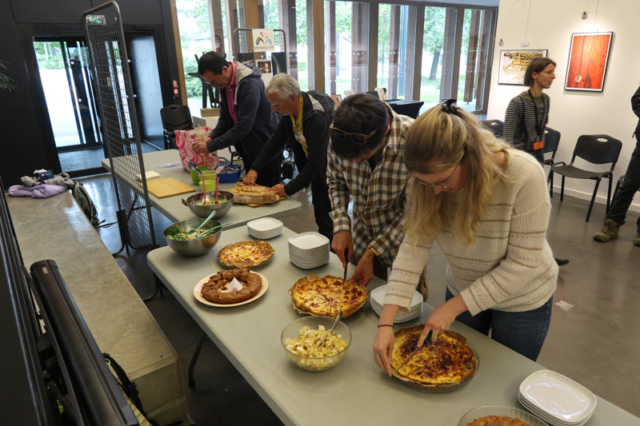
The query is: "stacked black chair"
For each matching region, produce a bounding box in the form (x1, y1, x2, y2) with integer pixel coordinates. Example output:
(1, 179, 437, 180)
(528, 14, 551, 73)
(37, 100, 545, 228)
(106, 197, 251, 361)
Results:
(549, 134, 622, 222)
(543, 127, 561, 195)
(160, 105, 193, 150)
(481, 119, 505, 138)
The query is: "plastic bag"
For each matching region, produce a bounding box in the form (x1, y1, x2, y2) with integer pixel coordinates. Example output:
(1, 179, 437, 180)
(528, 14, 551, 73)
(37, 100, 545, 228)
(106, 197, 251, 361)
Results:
(175, 127, 220, 171)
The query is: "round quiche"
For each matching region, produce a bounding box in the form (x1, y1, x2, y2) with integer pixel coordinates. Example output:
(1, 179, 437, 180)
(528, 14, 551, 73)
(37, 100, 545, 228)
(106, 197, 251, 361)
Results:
(218, 240, 275, 268)
(392, 326, 478, 392)
(467, 416, 532, 426)
(288, 274, 368, 318)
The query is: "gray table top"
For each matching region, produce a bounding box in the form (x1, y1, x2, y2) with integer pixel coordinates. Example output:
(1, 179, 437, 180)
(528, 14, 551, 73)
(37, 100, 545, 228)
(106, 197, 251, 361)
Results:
(101, 150, 302, 228)
(147, 226, 639, 426)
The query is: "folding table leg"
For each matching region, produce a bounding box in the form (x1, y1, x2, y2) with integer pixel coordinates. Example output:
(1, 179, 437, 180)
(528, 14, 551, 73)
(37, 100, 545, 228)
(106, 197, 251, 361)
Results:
(188, 332, 209, 388)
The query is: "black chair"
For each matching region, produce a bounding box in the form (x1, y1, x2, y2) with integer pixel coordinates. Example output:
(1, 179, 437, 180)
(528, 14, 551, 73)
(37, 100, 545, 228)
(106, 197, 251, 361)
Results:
(481, 119, 504, 138)
(160, 105, 193, 150)
(549, 134, 622, 222)
(386, 100, 424, 119)
(543, 127, 561, 195)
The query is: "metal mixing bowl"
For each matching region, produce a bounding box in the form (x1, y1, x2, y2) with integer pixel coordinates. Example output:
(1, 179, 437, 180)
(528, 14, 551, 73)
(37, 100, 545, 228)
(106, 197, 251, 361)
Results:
(185, 191, 234, 219)
(163, 218, 222, 257)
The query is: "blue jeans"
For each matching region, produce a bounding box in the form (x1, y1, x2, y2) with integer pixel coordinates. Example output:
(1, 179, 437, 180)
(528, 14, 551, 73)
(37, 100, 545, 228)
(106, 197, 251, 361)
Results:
(446, 288, 553, 362)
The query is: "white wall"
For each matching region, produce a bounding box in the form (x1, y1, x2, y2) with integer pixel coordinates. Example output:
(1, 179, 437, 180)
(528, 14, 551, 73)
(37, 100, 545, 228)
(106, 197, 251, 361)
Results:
(487, 0, 640, 214)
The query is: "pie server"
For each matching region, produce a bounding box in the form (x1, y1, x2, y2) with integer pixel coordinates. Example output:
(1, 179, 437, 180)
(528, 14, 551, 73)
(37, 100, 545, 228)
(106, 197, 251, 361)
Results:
(396, 330, 432, 372)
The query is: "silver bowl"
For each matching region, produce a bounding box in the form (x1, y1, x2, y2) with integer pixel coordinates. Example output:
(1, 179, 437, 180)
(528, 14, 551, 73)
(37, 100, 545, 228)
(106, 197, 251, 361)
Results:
(163, 218, 223, 257)
(185, 191, 234, 219)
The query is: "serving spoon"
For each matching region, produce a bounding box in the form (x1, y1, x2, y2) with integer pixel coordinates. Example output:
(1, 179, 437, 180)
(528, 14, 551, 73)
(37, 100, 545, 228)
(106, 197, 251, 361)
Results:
(187, 209, 216, 235)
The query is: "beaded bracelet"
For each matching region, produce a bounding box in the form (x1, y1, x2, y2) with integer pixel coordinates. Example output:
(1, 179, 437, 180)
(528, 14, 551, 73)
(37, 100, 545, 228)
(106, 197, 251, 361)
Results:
(377, 324, 394, 328)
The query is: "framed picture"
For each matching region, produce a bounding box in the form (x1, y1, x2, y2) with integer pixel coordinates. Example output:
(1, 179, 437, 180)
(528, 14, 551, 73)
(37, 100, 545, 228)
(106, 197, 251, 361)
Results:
(498, 49, 548, 85)
(565, 32, 613, 92)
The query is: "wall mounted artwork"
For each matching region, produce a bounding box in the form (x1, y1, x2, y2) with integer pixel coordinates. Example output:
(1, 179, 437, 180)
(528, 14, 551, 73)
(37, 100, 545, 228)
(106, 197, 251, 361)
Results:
(498, 49, 548, 85)
(565, 32, 613, 92)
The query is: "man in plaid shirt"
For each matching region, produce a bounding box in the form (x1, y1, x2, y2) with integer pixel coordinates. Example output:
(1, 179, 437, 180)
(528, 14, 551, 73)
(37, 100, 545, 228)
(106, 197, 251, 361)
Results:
(327, 94, 427, 298)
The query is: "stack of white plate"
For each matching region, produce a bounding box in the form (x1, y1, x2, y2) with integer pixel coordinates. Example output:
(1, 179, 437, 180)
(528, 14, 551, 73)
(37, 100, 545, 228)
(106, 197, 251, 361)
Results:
(288, 232, 330, 269)
(370, 284, 422, 323)
(247, 217, 283, 240)
(518, 370, 597, 426)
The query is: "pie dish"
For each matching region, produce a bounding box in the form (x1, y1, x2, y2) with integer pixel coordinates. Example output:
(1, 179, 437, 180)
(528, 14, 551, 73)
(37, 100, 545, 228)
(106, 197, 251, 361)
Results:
(193, 272, 268, 307)
(392, 326, 478, 392)
(288, 273, 368, 318)
(458, 406, 549, 426)
(218, 240, 275, 268)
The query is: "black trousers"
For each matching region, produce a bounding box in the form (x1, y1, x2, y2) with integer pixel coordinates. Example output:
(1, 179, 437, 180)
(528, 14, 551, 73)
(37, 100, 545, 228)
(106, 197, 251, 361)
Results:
(310, 175, 333, 244)
(607, 139, 640, 226)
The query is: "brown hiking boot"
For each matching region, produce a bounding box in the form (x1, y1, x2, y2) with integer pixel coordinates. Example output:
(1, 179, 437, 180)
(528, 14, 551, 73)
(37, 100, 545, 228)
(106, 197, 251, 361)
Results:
(593, 219, 621, 242)
(634, 225, 640, 247)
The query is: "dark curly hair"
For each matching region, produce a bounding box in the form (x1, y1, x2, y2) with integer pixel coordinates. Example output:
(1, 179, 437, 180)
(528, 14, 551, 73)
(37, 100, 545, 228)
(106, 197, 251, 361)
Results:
(330, 94, 389, 160)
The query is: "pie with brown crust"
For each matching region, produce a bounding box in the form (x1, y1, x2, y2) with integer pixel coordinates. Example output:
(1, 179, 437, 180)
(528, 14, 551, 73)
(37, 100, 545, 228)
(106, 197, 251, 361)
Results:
(467, 416, 532, 426)
(218, 240, 275, 268)
(289, 274, 368, 318)
(392, 326, 478, 391)
(201, 268, 262, 304)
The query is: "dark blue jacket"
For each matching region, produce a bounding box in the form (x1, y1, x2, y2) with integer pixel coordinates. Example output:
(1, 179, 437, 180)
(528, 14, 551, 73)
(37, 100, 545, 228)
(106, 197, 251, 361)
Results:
(206, 63, 279, 168)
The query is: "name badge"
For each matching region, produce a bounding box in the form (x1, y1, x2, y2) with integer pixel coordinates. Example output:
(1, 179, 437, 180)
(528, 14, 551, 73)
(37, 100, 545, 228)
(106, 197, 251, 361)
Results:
(533, 141, 544, 151)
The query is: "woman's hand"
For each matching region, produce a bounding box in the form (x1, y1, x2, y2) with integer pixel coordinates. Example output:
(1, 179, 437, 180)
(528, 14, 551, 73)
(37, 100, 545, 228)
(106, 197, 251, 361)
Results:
(243, 169, 258, 185)
(373, 305, 400, 376)
(417, 295, 468, 347)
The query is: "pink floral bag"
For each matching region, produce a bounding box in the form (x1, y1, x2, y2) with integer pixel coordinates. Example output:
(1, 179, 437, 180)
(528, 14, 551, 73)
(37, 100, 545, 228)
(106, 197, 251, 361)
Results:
(175, 127, 220, 171)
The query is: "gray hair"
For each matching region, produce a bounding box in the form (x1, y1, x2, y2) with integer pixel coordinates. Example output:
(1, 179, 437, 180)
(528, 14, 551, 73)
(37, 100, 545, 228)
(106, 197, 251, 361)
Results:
(265, 73, 301, 99)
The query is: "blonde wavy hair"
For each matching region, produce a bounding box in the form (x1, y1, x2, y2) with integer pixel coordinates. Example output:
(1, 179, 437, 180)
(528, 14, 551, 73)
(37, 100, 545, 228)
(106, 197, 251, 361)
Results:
(404, 105, 510, 246)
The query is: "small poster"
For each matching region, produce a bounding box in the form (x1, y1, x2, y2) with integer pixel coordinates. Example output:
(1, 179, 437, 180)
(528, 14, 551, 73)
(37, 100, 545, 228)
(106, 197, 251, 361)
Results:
(252, 29, 275, 52)
(498, 49, 548, 85)
(257, 59, 273, 86)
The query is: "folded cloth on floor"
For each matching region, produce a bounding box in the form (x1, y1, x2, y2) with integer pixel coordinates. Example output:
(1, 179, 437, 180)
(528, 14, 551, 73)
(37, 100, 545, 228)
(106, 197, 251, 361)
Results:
(9, 184, 68, 199)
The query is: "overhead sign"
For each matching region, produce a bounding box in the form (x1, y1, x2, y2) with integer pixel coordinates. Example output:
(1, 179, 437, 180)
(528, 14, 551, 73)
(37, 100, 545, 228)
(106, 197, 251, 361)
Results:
(252, 29, 275, 52)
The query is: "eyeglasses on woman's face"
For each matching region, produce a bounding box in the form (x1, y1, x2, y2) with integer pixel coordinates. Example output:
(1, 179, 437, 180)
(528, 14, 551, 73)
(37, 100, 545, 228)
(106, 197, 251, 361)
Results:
(415, 163, 459, 189)
(329, 126, 377, 145)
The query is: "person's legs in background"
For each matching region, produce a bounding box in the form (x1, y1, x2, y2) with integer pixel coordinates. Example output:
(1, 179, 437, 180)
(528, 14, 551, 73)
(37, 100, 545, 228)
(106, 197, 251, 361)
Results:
(311, 177, 334, 244)
(594, 141, 640, 244)
(445, 288, 492, 336)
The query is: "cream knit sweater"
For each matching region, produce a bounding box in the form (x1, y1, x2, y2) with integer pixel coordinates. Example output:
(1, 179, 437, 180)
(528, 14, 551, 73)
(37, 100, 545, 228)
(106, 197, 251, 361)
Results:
(384, 149, 558, 316)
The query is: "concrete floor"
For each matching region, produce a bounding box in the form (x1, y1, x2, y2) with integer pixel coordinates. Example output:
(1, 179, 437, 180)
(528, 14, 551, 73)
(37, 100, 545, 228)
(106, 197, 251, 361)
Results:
(81, 173, 640, 425)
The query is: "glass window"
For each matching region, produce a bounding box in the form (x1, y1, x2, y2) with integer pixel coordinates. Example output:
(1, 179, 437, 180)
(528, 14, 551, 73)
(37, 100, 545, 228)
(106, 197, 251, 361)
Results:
(176, 0, 214, 114)
(295, 0, 310, 90)
(324, 1, 369, 96)
(457, 8, 493, 113)
(420, 6, 456, 110)
(378, 4, 416, 101)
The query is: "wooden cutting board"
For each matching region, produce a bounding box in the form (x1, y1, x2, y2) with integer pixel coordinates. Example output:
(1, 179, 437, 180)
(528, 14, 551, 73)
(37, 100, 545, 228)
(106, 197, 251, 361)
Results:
(146, 178, 195, 199)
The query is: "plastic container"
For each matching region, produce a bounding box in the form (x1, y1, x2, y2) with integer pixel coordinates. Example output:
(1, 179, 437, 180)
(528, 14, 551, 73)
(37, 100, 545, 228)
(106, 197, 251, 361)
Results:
(198, 180, 217, 192)
(189, 165, 209, 185)
(217, 165, 242, 183)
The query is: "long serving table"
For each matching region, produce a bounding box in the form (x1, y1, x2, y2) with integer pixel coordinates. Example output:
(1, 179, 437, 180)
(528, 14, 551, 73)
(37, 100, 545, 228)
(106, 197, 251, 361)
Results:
(101, 150, 302, 228)
(147, 226, 640, 426)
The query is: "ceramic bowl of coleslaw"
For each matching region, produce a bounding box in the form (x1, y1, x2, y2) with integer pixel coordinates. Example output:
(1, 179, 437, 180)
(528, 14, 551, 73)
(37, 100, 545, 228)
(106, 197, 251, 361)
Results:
(163, 218, 222, 257)
(281, 316, 352, 372)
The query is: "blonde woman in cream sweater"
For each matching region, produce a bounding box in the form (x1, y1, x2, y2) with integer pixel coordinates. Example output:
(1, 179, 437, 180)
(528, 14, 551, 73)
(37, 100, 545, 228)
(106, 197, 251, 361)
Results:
(373, 101, 558, 374)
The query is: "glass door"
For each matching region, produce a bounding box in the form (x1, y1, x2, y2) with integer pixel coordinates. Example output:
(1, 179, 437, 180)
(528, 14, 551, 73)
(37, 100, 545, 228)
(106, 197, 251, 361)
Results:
(33, 37, 105, 174)
(457, 8, 493, 113)
(420, 6, 456, 110)
(378, 4, 417, 100)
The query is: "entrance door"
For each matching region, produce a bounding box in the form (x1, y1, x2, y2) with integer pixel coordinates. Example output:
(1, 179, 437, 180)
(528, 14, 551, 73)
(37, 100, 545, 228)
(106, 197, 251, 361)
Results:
(33, 37, 106, 175)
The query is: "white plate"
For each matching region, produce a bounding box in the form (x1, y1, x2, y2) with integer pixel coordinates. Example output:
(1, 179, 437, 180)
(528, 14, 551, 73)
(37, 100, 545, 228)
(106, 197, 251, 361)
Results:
(247, 217, 283, 232)
(288, 232, 330, 250)
(519, 370, 597, 424)
(289, 246, 330, 255)
(370, 285, 423, 309)
(518, 394, 592, 426)
(193, 272, 268, 307)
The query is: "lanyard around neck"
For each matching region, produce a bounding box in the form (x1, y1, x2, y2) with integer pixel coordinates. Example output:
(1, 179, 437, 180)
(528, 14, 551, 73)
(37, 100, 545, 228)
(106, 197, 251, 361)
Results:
(528, 90, 544, 140)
